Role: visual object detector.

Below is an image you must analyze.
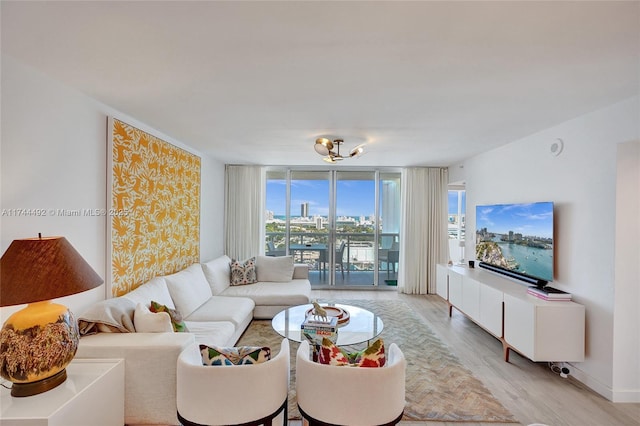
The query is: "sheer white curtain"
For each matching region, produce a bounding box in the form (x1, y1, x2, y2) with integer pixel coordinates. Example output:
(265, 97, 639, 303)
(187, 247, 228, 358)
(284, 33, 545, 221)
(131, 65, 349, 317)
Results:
(398, 167, 449, 294)
(224, 165, 265, 260)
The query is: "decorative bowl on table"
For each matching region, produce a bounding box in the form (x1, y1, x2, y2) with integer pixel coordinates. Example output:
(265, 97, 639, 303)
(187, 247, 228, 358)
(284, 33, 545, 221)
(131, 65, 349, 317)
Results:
(305, 305, 350, 326)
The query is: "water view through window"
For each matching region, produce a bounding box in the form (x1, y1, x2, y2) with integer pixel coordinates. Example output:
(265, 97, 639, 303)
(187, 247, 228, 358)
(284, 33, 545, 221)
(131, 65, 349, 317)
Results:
(265, 170, 401, 287)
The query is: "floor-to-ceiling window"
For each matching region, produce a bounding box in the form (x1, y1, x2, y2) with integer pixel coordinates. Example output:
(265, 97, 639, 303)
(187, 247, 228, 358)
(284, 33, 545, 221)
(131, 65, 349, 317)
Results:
(265, 170, 287, 256)
(378, 173, 401, 285)
(265, 169, 401, 288)
(448, 186, 466, 263)
(335, 171, 375, 286)
(289, 171, 330, 283)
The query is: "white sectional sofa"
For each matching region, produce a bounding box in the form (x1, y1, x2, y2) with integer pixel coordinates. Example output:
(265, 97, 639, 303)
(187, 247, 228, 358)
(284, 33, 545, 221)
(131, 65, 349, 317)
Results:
(202, 255, 312, 320)
(76, 254, 310, 426)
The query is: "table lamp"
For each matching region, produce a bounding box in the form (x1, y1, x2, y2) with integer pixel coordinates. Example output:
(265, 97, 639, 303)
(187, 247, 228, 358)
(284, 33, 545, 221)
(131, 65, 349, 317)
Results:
(0, 235, 103, 397)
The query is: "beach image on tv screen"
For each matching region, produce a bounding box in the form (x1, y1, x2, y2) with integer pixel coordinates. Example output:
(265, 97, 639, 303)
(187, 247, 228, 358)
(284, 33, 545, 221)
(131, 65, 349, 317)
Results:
(475, 202, 553, 282)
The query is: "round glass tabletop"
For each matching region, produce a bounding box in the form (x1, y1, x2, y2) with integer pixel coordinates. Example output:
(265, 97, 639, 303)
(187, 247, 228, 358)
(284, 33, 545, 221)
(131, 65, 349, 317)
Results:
(271, 303, 384, 346)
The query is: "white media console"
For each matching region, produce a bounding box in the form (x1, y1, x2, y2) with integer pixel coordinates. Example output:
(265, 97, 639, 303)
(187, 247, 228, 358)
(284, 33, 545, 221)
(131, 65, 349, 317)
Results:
(436, 264, 585, 363)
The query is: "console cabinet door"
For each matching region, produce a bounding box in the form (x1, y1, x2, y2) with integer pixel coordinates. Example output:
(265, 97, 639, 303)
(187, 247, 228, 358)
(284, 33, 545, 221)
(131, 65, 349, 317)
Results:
(436, 264, 448, 300)
(503, 293, 586, 362)
(461, 276, 480, 321)
(479, 284, 503, 337)
(503, 293, 535, 358)
(448, 270, 463, 307)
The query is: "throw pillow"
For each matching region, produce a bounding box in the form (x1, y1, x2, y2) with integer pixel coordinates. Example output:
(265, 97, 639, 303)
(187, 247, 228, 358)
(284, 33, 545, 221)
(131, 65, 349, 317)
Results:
(256, 255, 295, 282)
(149, 301, 189, 332)
(230, 257, 257, 285)
(318, 337, 386, 367)
(122, 276, 175, 310)
(199, 344, 271, 366)
(201, 255, 232, 295)
(133, 303, 173, 333)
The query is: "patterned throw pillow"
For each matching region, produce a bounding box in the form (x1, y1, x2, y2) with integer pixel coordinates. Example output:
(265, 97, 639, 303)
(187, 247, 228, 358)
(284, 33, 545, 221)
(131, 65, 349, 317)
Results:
(149, 301, 189, 332)
(199, 344, 271, 366)
(230, 257, 257, 285)
(318, 337, 386, 367)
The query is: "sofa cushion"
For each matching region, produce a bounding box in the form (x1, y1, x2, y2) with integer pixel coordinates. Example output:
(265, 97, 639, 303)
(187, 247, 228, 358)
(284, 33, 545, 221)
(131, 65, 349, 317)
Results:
(184, 321, 237, 347)
(134, 303, 173, 333)
(185, 295, 255, 327)
(201, 256, 232, 295)
(256, 255, 294, 282)
(220, 279, 311, 307)
(293, 263, 310, 279)
(165, 264, 213, 318)
(123, 276, 175, 309)
(230, 257, 258, 285)
(150, 301, 189, 332)
(199, 344, 271, 366)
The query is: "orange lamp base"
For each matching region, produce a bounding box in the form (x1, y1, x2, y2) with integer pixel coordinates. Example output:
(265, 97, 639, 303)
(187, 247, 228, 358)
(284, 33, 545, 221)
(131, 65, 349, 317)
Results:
(0, 301, 79, 397)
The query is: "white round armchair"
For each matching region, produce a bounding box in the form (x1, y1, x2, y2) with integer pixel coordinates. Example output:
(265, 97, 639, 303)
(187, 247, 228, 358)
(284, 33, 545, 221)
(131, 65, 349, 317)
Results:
(295, 339, 406, 426)
(177, 338, 290, 426)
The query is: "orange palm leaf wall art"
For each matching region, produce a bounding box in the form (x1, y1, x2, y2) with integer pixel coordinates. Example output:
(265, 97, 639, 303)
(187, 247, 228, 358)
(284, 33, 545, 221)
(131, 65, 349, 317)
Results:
(109, 118, 200, 296)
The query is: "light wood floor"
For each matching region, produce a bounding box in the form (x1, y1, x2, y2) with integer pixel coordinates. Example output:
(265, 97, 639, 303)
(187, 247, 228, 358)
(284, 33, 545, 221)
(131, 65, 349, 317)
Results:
(288, 289, 640, 426)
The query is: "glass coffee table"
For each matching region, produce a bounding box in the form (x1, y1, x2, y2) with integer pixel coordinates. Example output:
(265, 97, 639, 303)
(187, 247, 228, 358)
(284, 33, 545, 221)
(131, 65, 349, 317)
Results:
(271, 303, 383, 347)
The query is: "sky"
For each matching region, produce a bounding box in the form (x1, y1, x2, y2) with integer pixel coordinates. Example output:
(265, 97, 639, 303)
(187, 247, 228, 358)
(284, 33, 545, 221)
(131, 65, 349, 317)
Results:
(267, 179, 376, 217)
(448, 191, 466, 215)
(475, 202, 553, 238)
(267, 179, 466, 217)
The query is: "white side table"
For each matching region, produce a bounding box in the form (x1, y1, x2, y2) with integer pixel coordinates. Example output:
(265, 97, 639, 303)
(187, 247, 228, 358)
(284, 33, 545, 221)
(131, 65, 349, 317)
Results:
(1, 358, 124, 426)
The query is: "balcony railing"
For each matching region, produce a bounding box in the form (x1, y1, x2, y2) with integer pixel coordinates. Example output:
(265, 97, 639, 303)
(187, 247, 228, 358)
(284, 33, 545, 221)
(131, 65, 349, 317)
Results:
(265, 232, 399, 286)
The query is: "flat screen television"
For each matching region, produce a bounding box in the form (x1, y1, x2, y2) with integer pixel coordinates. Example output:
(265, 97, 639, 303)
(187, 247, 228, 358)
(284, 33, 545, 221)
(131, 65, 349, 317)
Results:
(475, 201, 554, 286)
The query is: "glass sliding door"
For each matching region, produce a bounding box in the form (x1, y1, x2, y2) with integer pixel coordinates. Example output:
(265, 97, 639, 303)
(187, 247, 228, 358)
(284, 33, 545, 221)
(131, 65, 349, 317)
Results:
(335, 171, 376, 286)
(265, 170, 287, 257)
(378, 173, 401, 286)
(265, 168, 401, 288)
(289, 171, 331, 285)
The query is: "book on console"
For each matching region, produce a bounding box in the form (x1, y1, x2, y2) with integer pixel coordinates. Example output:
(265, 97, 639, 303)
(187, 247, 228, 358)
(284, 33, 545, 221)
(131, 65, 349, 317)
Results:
(527, 289, 571, 301)
(527, 286, 572, 300)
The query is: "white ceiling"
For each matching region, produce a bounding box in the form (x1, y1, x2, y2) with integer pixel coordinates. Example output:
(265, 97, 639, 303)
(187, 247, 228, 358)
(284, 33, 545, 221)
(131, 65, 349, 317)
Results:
(1, 1, 638, 167)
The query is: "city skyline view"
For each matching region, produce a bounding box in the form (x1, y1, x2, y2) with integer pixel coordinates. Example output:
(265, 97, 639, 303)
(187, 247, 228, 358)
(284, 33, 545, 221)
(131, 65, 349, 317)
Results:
(264, 175, 466, 280)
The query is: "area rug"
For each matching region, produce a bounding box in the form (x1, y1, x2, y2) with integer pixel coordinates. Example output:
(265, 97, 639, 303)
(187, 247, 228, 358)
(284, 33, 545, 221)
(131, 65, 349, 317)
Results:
(237, 299, 517, 422)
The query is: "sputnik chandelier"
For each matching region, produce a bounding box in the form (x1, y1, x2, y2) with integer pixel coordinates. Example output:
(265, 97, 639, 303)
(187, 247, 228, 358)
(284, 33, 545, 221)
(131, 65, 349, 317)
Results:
(313, 138, 365, 163)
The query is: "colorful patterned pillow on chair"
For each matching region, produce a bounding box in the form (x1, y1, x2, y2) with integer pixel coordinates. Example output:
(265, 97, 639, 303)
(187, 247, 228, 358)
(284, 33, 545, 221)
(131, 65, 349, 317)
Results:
(230, 257, 257, 285)
(318, 337, 386, 367)
(199, 344, 271, 366)
(149, 301, 189, 332)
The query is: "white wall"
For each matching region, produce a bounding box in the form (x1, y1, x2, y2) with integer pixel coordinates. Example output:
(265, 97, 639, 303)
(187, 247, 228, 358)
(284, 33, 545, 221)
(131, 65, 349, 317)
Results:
(613, 140, 640, 402)
(1, 55, 225, 320)
(453, 97, 639, 401)
(200, 153, 226, 260)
